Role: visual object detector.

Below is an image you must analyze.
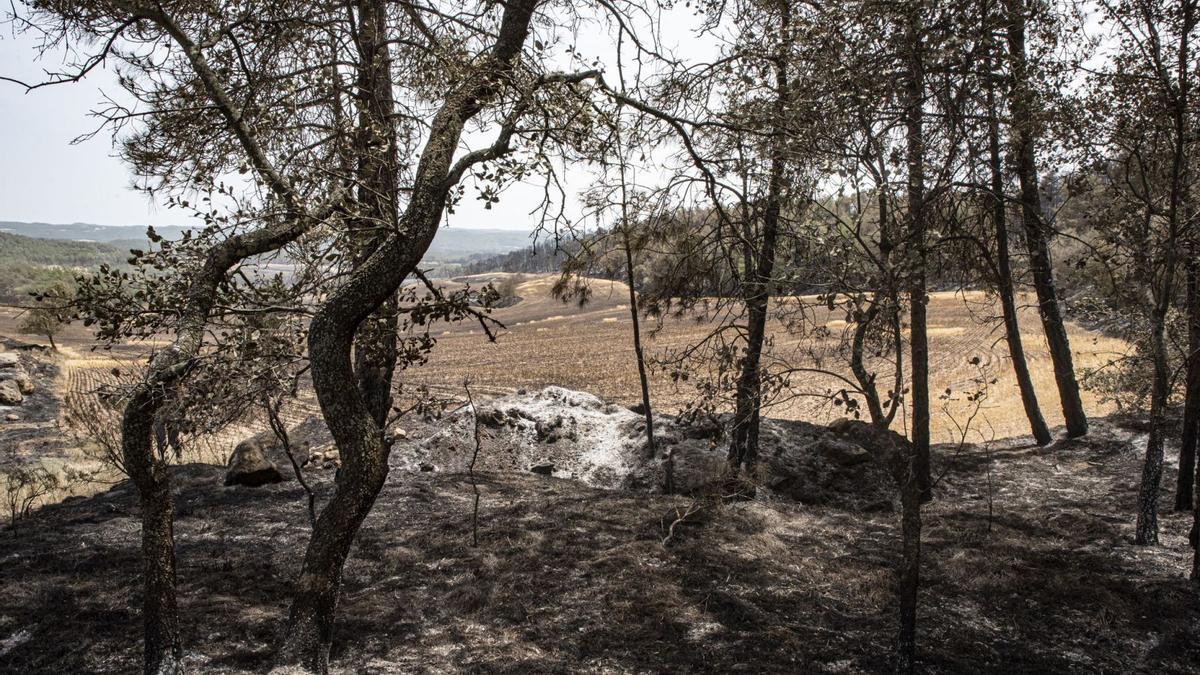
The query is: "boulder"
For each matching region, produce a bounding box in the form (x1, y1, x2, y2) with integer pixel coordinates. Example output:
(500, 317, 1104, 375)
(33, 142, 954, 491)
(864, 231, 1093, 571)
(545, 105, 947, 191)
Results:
(530, 462, 555, 476)
(0, 353, 19, 369)
(224, 436, 284, 487)
(0, 368, 33, 395)
(814, 434, 871, 467)
(5, 413, 19, 421)
(0, 380, 23, 406)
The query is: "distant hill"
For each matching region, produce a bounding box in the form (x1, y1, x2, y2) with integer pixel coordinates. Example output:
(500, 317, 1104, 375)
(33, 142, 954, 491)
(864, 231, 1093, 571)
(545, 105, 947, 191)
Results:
(0, 221, 532, 263)
(0, 231, 129, 303)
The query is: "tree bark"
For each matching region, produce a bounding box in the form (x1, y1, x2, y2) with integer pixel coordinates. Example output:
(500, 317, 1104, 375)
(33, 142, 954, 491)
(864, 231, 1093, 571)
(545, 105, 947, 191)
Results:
(278, 2, 540, 669)
(1005, 0, 1088, 438)
(903, 3, 932, 503)
(986, 52, 1052, 446)
(1177, 257, 1200, 511)
(728, 1, 790, 475)
(349, 0, 402, 426)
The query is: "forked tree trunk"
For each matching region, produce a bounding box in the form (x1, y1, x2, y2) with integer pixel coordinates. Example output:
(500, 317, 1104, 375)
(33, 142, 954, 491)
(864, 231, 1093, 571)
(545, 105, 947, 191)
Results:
(278, 3, 539, 669)
(1005, 0, 1088, 438)
(986, 58, 1052, 446)
(1177, 257, 1200, 511)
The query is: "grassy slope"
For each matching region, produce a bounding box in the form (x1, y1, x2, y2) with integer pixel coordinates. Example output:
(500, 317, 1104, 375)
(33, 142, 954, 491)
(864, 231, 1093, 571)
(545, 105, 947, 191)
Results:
(1, 417, 1197, 673)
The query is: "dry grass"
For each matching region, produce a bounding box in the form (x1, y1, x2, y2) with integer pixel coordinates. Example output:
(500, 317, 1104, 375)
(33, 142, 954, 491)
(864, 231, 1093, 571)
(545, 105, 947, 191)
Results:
(407, 276, 1127, 442)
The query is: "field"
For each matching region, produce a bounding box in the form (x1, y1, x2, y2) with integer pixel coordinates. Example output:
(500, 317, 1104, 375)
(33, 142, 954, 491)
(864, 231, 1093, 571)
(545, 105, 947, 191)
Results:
(405, 274, 1127, 443)
(0, 273, 1128, 477)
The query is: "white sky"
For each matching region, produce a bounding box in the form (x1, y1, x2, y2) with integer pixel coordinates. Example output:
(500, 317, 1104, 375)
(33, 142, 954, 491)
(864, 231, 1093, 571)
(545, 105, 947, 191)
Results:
(0, 6, 712, 235)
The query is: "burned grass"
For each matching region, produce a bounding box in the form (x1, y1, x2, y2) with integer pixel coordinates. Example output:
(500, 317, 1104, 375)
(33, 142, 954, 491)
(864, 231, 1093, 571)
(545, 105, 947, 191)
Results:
(2, 415, 1198, 673)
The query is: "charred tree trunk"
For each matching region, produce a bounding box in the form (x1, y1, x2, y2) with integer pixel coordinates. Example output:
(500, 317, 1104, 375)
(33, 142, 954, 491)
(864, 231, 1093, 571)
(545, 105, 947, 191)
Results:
(986, 56, 1052, 446)
(727, 3, 790, 475)
(122, 393, 181, 675)
(349, 0, 402, 427)
(1005, 0, 1088, 438)
(621, 227, 661, 485)
(277, 2, 539, 669)
(903, 5, 932, 503)
(896, 445, 923, 675)
(1177, 256, 1200, 511)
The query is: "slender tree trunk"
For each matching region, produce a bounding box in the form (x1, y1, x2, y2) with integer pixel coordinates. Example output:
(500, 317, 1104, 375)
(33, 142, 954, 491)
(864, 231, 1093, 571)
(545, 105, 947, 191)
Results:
(278, 3, 539, 669)
(1136, 312, 1172, 545)
(896, 446, 923, 675)
(728, 2, 790, 475)
(896, 7, 927, 672)
(621, 228, 661, 483)
(1177, 257, 1200, 511)
(851, 300, 887, 425)
(1136, 0, 1191, 544)
(986, 56, 1052, 446)
(903, 4, 932, 503)
(1005, 0, 1088, 438)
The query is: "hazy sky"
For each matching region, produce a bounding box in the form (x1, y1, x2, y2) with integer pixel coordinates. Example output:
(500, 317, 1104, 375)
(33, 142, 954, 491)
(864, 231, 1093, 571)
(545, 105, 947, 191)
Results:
(0, 29, 565, 233)
(0, 7, 704, 235)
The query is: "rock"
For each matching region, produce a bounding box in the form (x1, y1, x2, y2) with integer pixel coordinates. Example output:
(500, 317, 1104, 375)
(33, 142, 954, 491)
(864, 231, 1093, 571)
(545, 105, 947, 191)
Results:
(0, 353, 19, 369)
(0, 368, 33, 394)
(394, 428, 408, 440)
(0, 380, 23, 406)
(5, 413, 19, 421)
(530, 462, 555, 476)
(815, 434, 871, 467)
(224, 437, 284, 487)
(419, 462, 435, 472)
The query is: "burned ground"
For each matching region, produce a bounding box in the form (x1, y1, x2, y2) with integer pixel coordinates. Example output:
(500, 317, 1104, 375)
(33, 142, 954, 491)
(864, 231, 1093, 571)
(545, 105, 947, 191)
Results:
(2, 415, 1198, 673)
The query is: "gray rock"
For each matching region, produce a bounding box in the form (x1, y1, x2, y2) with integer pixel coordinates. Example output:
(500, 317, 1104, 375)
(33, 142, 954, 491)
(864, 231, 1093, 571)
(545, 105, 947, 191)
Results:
(0, 380, 23, 405)
(530, 462, 555, 475)
(0, 353, 19, 368)
(815, 435, 872, 467)
(224, 436, 284, 487)
(0, 368, 33, 394)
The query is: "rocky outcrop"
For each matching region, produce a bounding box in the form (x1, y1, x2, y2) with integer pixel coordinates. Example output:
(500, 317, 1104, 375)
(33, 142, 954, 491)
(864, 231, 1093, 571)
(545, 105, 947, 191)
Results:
(0, 380, 22, 406)
(413, 386, 908, 511)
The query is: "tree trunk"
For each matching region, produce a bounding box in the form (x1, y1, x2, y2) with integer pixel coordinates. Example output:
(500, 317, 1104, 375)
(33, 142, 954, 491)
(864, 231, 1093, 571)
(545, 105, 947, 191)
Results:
(1136, 0, 1191, 544)
(278, 2, 539, 669)
(123, 393, 182, 675)
(895, 446, 923, 674)
(1177, 257, 1200, 511)
(727, 2, 790, 475)
(348, 0, 402, 427)
(622, 228, 661, 482)
(986, 55, 1052, 446)
(1005, 0, 1087, 438)
(1136, 314, 1171, 545)
(903, 3, 932, 503)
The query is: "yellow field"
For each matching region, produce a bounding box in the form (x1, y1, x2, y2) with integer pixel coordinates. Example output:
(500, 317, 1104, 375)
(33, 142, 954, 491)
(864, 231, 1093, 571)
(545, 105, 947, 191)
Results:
(0, 274, 1128, 470)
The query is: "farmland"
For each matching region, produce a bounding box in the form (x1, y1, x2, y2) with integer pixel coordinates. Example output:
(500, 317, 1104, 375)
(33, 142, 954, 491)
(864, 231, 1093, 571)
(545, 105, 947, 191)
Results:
(1, 273, 1127, 483)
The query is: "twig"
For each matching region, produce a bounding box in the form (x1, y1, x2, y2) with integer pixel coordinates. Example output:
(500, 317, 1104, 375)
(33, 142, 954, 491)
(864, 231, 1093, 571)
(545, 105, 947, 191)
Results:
(265, 397, 316, 529)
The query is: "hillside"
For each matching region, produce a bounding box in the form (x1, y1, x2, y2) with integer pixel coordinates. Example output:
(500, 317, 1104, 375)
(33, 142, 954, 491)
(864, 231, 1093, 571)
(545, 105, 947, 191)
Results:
(0, 221, 532, 264)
